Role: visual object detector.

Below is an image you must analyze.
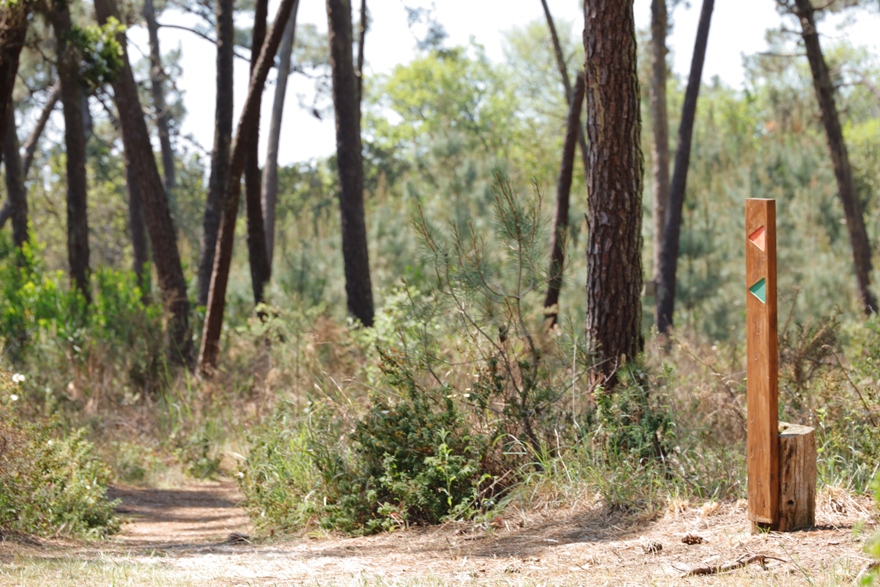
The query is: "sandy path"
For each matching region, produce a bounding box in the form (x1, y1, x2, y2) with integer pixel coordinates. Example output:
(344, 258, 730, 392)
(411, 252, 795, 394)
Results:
(1, 483, 878, 586)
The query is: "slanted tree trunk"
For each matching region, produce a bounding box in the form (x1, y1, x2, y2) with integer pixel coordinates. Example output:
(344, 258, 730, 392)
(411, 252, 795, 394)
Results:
(3, 108, 28, 248)
(327, 0, 374, 327)
(650, 0, 671, 288)
(125, 155, 151, 300)
(544, 71, 585, 327)
(356, 0, 366, 110)
(50, 1, 92, 302)
(21, 82, 60, 177)
(540, 0, 588, 175)
(95, 0, 193, 366)
(243, 0, 272, 307)
(791, 0, 877, 314)
(197, 0, 235, 307)
(143, 0, 176, 194)
(262, 1, 300, 272)
(655, 0, 714, 335)
(199, 0, 298, 374)
(0, 1, 28, 166)
(583, 0, 644, 386)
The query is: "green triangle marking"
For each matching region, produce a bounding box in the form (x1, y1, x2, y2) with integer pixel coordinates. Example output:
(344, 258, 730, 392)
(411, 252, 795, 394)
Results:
(749, 278, 767, 303)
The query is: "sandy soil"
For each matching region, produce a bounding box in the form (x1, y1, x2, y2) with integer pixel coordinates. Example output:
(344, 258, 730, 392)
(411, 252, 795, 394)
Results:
(0, 481, 877, 586)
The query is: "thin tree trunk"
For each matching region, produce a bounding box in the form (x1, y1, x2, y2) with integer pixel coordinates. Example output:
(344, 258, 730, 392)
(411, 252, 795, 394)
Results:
(792, 0, 877, 314)
(0, 1, 28, 166)
(199, 0, 298, 374)
(327, 0, 374, 327)
(50, 1, 92, 302)
(262, 1, 300, 272)
(21, 82, 60, 178)
(4, 108, 28, 248)
(197, 0, 235, 307)
(583, 0, 644, 387)
(244, 0, 272, 307)
(143, 0, 176, 194)
(356, 0, 366, 110)
(655, 0, 714, 335)
(540, 0, 589, 176)
(125, 155, 151, 301)
(544, 71, 585, 327)
(95, 0, 194, 366)
(650, 0, 671, 288)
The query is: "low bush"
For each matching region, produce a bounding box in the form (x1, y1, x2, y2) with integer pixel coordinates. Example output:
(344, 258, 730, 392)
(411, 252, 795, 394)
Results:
(0, 370, 120, 538)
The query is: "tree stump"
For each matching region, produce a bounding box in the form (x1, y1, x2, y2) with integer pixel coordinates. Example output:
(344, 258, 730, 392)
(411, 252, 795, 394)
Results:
(751, 422, 816, 533)
(776, 422, 816, 532)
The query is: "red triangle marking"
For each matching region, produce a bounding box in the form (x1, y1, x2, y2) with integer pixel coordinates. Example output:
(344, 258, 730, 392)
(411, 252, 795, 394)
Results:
(749, 226, 766, 251)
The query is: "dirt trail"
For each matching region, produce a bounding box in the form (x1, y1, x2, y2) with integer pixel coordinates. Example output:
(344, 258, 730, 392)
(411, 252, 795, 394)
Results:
(1, 483, 878, 586)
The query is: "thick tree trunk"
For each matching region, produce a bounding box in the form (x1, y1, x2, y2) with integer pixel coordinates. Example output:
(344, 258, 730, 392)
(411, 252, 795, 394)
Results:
(650, 0, 671, 287)
(197, 0, 235, 307)
(327, 0, 374, 327)
(199, 0, 298, 374)
(95, 0, 194, 366)
(50, 1, 92, 302)
(544, 71, 585, 327)
(356, 0, 366, 110)
(540, 0, 589, 176)
(0, 1, 28, 166)
(792, 0, 877, 315)
(124, 154, 151, 301)
(21, 83, 60, 178)
(583, 0, 644, 386)
(4, 108, 28, 248)
(262, 2, 300, 271)
(143, 0, 176, 195)
(244, 0, 272, 307)
(655, 0, 714, 334)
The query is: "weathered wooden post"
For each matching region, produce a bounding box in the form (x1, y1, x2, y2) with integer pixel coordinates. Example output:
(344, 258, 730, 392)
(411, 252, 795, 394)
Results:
(746, 199, 816, 532)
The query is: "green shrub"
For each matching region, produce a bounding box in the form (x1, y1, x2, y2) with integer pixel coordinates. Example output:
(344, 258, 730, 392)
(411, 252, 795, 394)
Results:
(0, 372, 119, 538)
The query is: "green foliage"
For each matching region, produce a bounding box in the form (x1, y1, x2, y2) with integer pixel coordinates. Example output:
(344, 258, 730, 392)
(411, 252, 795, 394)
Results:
(69, 18, 125, 91)
(0, 375, 119, 538)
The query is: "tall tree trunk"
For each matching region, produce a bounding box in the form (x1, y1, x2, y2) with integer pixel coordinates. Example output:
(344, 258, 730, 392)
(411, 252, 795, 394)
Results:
(199, 0, 298, 374)
(655, 0, 714, 335)
(0, 1, 28, 166)
(650, 0, 671, 287)
(544, 71, 585, 327)
(95, 0, 194, 366)
(327, 0, 374, 327)
(50, 1, 92, 302)
(4, 108, 28, 248)
(244, 0, 272, 307)
(583, 0, 644, 386)
(21, 82, 60, 178)
(262, 1, 300, 272)
(197, 0, 235, 307)
(539, 0, 589, 176)
(792, 0, 877, 314)
(356, 0, 366, 110)
(125, 155, 151, 301)
(143, 0, 176, 194)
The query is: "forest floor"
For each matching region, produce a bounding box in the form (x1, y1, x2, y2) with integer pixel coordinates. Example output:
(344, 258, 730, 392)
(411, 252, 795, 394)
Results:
(0, 480, 877, 586)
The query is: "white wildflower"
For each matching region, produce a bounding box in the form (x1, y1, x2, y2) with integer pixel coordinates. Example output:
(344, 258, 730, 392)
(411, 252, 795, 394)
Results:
(12, 373, 25, 384)
(9, 394, 19, 402)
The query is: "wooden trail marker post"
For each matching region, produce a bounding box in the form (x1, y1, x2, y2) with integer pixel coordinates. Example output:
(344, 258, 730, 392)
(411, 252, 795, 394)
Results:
(746, 199, 816, 532)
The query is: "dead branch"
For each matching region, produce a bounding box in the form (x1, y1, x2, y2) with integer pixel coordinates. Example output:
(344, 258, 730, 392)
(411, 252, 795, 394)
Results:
(682, 554, 785, 577)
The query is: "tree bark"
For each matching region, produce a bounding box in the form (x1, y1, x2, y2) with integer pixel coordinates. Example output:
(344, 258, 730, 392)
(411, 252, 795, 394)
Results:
(0, 1, 28, 167)
(650, 0, 670, 287)
(95, 0, 194, 366)
(4, 108, 28, 248)
(540, 0, 589, 176)
(143, 0, 176, 195)
(791, 0, 877, 315)
(125, 154, 151, 301)
(50, 0, 92, 302)
(655, 0, 715, 335)
(243, 0, 272, 307)
(583, 0, 644, 386)
(356, 0, 366, 110)
(327, 0, 374, 327)
(21, 82, 60, 178)
(262, 1, 300, 272)
(544, 71, 585, 327)
(197, 0, 235, 307)
(199, 0, 299, 374)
